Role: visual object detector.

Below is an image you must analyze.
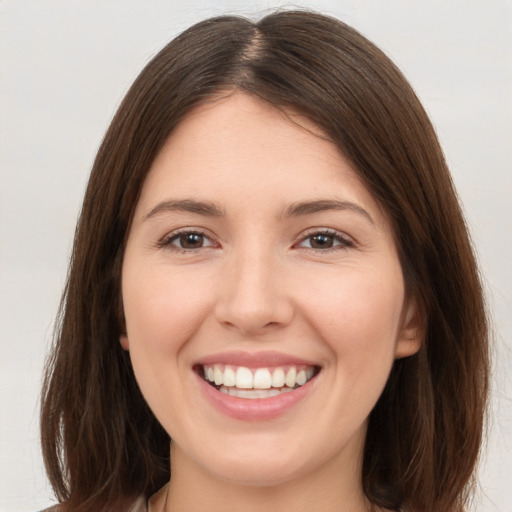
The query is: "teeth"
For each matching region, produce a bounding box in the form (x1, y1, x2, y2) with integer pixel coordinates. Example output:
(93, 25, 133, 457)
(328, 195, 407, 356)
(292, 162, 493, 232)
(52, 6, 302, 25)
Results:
(253, 368, 272, 389)
(236, 367, 253, 389)
(285, 367, 296, 388)
(271, 368, 285, 388)
(214, 365, 223, 385)
(218, 385, 295, 399)
(202, 364, 317, 391)
(223, 366, 236, 386)
(296, 370, 307, 386)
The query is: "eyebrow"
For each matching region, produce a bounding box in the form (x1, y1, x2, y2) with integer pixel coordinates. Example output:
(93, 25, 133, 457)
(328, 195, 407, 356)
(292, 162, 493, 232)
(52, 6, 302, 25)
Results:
(144, 199, 225, 220)
(283, 199, 374, 224)
(143, 198, 374, 224)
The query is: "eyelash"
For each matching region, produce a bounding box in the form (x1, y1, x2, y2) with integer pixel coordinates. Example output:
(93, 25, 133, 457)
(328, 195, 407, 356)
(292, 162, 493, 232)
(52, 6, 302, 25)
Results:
(157, 228, 216, 253)
(157, 228, 354, 253)
(296, 229, 354, 252)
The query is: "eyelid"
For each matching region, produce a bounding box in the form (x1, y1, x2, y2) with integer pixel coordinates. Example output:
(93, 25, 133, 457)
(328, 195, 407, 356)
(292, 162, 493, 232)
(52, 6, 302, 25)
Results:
(157, 227, 220, 252)
(155, 226, 354, 253)
(294, 228, 355, 250)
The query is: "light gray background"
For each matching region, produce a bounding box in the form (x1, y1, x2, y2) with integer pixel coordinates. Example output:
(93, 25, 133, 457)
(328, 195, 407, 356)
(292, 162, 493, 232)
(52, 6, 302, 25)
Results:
(1, 1, 510, 511)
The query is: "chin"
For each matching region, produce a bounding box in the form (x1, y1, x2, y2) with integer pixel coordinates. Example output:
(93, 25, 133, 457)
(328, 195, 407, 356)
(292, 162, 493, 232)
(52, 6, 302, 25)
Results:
(205, 456, 309, 488)
(184, 431, 344, 489)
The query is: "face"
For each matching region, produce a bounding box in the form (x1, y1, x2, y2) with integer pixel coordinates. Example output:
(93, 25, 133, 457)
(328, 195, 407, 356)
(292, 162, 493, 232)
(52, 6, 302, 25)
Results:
(121, 92, 420, 489)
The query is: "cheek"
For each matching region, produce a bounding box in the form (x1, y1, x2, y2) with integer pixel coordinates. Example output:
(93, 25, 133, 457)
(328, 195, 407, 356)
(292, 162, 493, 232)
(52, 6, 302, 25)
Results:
(300, 266, 405, 365)
(122, 265, 212, 361)
(121, 266, 212, 430)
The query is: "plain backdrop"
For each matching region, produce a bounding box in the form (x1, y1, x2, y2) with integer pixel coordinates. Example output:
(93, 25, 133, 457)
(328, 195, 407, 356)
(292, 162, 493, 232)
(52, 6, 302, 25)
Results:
(0, 1, 511, 511)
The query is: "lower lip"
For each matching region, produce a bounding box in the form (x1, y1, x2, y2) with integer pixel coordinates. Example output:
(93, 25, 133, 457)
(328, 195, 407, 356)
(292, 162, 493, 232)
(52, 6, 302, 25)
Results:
(196, 372, 316, 421)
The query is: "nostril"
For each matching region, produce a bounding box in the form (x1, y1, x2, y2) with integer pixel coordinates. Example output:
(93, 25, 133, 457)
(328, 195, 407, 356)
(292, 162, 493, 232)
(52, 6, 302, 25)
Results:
(213, 274, 294, 334)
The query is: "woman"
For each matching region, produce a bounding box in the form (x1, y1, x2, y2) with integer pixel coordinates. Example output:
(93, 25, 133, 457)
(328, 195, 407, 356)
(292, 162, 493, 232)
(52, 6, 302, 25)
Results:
(40, 10, 489, 512)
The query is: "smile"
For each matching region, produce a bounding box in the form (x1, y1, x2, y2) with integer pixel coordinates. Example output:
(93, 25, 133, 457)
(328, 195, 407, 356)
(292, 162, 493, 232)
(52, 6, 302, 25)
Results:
(200, 364, 318, 399)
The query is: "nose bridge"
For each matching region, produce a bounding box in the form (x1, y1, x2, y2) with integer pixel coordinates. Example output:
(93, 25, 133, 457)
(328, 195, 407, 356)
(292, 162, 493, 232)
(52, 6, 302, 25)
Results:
(215, 239, 292, 334)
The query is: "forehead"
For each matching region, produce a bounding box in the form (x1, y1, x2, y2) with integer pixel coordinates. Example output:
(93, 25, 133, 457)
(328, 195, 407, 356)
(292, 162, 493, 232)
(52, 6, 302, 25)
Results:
(133, 91, 387, 226)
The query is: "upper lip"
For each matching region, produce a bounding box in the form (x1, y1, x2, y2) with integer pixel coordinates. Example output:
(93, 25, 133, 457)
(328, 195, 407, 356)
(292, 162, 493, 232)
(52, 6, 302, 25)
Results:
(195, 350, 319, 368)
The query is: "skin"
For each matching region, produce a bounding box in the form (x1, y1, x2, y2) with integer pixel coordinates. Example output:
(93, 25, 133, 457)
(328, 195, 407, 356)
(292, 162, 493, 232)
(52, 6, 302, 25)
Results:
(121, 91, 421, 512)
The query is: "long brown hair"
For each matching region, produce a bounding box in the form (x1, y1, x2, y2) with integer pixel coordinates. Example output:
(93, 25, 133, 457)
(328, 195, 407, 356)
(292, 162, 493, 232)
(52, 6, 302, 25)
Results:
(41, 10, 489, 512)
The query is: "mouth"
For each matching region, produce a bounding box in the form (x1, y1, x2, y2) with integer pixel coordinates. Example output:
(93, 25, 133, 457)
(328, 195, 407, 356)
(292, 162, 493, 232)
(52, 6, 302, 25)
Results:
(195, 363, 320, 399)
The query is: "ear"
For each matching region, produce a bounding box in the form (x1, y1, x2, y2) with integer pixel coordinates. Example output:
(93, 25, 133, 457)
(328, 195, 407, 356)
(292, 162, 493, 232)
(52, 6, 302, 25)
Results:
(395, 298, 423, 359)
(118, 297, 129, 350)
(120, 334, 130, 351)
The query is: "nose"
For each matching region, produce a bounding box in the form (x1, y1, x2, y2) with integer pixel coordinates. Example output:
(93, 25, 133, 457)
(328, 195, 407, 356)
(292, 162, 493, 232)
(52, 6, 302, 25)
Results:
(214, 246, 294, 336)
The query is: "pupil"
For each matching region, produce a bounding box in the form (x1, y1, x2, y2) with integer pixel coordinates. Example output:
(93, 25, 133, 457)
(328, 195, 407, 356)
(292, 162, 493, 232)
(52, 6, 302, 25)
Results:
(311, 234, 333, 248)
(181, 233, 203, 248)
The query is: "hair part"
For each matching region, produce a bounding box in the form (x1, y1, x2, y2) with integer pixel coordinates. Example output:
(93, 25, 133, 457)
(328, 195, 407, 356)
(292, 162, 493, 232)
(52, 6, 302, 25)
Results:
(41, 10, 489, 512)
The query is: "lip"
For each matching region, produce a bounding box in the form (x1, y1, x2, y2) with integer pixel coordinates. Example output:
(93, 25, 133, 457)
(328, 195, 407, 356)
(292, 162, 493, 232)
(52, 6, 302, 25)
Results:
(194, 351, 320, 421)
(196, 374, 316, 420)
(195, 350, 318, 368)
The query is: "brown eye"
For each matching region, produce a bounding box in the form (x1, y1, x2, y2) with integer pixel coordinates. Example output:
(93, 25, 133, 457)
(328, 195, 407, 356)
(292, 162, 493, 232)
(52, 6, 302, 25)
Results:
(177, 233, 205, 249)
(162, 230, 215, 251)
(309, 233, 334, 249)
(297, 230, 353, 250)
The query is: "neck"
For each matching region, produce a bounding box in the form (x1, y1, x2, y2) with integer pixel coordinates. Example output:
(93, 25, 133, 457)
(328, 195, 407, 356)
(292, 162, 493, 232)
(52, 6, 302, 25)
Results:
(160, 438, 373, 512)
